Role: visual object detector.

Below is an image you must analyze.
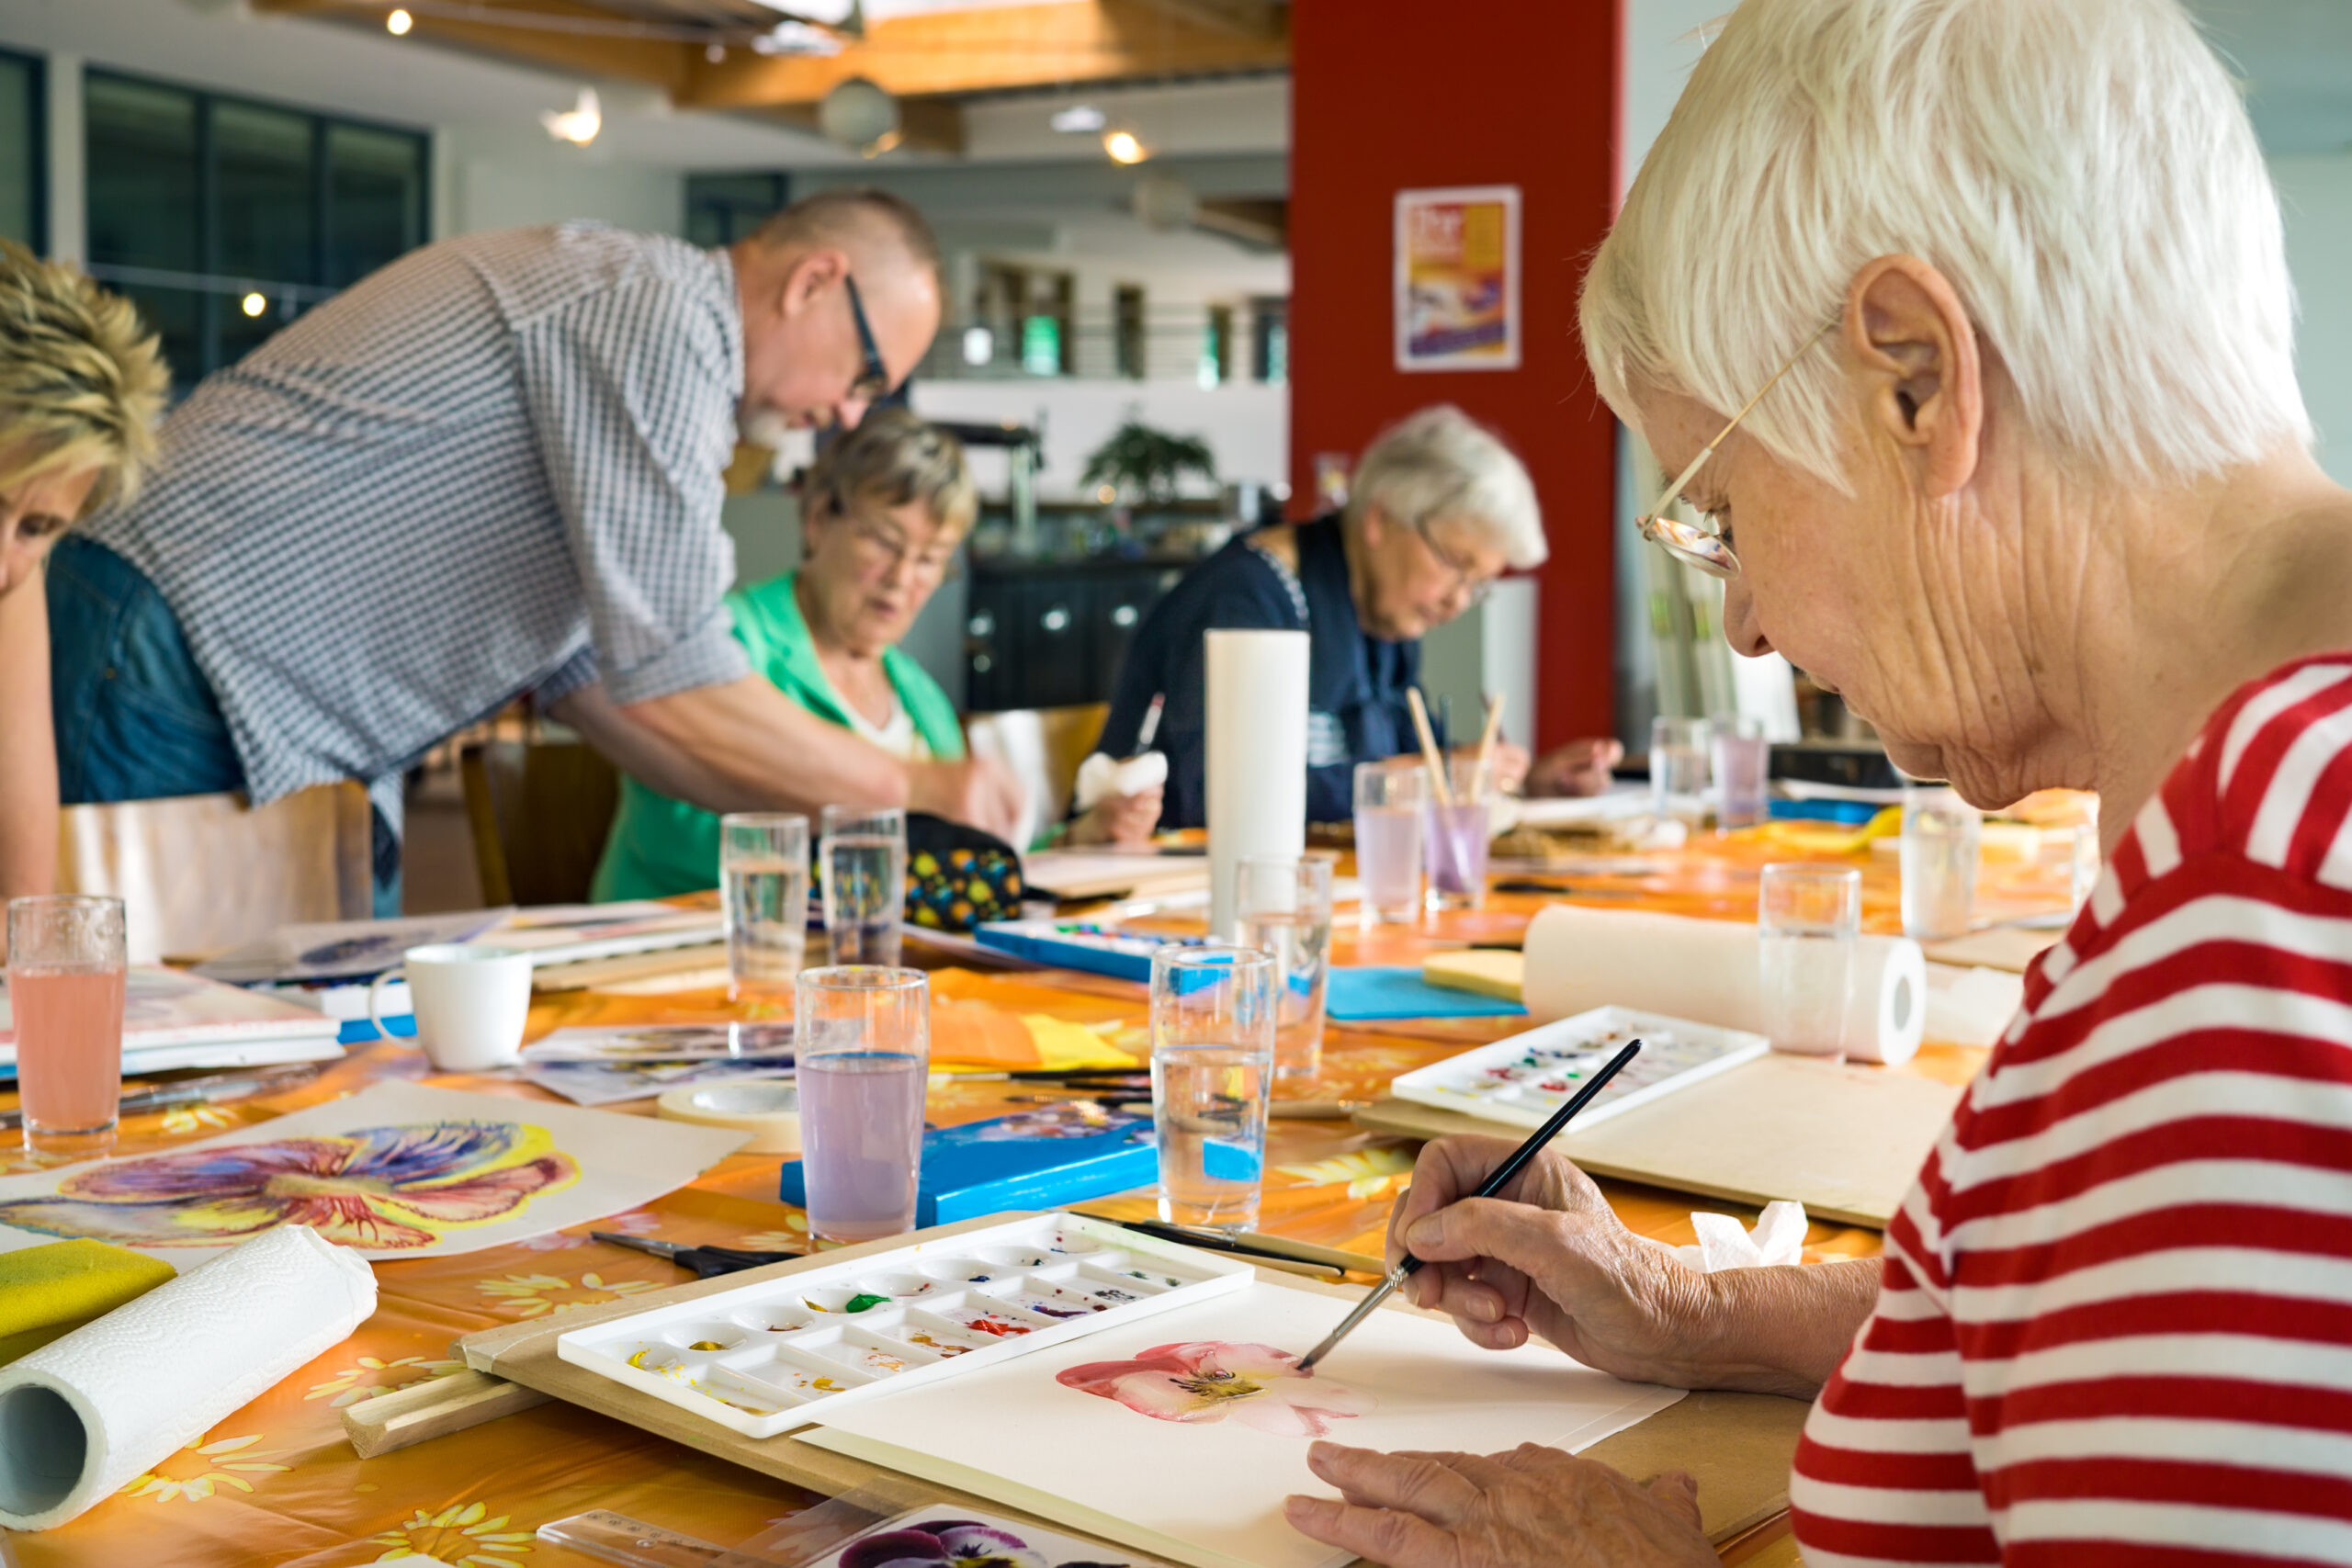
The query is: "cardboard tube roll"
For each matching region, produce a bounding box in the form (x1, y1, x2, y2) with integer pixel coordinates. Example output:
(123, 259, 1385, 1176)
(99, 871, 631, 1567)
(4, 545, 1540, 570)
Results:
(0, 1224, 375, 1530)
(1204, 629, 1309, 937)
(1521, 903, 1928, 1066)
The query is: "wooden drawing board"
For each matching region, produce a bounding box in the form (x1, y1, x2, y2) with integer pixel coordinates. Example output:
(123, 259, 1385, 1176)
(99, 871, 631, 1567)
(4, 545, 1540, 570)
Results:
(456, 1213, 1810, 1553)
(1354, 1052, 1964, 1229)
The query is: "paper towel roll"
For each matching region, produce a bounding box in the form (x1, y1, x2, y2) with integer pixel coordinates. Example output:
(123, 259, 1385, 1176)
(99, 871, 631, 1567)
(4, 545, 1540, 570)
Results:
(1521, 903, 1928, 1066)
(0, 1224, 375, 1529)
(1205, 629, 1309, 936)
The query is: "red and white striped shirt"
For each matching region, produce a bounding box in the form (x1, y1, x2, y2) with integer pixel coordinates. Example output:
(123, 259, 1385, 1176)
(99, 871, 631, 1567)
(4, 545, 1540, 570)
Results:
(1791, 654, 2352, 1566)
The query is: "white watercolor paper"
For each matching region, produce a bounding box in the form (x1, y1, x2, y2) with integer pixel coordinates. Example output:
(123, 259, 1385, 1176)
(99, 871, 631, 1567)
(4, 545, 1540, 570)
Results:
(0, 1082, 747, 1266)
(803, 1280, 1684, 1568)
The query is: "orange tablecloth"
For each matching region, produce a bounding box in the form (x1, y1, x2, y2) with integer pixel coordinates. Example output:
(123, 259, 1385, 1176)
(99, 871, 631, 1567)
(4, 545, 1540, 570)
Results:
(1, 833, 2068, 1568)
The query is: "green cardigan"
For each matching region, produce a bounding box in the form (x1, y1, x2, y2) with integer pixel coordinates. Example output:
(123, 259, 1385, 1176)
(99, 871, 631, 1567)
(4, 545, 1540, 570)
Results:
(590, 573, 967, 901)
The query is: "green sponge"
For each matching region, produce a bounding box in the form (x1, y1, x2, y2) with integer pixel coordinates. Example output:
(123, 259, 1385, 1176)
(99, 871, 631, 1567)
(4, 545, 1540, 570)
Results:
(0, 1238, 179, 1364)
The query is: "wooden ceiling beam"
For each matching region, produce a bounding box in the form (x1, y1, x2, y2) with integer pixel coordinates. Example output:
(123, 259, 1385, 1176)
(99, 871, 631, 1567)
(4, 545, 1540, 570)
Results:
(253, 0, 694, 96)
(679, 0, 1286, 110)
(1125, 0, 1283, 39)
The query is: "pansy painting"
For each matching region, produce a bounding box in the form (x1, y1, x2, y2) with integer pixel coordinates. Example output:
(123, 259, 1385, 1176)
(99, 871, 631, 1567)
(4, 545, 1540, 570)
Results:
(834, 1515, 1132, 1568)
(1055, 1341, 1372, 1438)
(0, 1121, 580, 1249)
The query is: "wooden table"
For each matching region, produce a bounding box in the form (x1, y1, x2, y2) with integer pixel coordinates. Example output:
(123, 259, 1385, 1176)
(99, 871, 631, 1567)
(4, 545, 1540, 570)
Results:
(1, 833, 2064, 1568)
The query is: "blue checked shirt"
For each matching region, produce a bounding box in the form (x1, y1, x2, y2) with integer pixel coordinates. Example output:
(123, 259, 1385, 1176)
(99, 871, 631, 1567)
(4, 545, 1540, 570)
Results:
(85, 223, 750, 836)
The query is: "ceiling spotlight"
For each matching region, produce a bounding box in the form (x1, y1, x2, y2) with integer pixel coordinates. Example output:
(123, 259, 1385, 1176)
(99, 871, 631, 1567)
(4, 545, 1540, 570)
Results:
(384, 6, 412, 34)
(240, 292, 266, 318)
(961, 325, 993, 367)
(705, 41, 726, 63)
(1102, 130, 1147, 165)
(1051, 105, 1106, 134)
(541, 87, 602, 146)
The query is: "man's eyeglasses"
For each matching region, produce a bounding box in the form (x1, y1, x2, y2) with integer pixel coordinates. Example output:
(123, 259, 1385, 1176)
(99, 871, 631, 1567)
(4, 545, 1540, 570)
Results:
(1635, 321, 1835, 581)
(843, 274, 892, 403)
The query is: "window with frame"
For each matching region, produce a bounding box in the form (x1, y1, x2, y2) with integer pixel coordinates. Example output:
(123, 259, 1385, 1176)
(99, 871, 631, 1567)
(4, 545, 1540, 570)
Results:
(84, 69, 427, 393)
(686, 173, 788, 248)
(0, 49, 41, 252)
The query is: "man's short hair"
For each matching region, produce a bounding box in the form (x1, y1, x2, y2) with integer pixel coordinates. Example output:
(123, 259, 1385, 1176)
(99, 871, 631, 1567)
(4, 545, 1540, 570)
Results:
(752, 187, 943, 288)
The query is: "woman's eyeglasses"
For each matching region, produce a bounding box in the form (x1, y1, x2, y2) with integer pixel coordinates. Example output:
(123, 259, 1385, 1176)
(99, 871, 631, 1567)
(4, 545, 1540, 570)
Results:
(843, 275, 892, 402)
(1634, 321, 1835, 581)
(1415, 524, 1495, 608)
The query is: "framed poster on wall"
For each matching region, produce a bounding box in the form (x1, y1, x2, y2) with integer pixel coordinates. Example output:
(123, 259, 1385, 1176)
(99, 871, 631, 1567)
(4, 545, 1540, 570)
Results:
(1395, 185, 1521, 372)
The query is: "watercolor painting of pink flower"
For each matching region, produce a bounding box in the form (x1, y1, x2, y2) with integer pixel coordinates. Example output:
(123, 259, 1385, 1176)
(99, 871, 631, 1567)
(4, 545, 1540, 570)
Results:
(838, 1517, 1130, 1568)
(1055, 1341, 1373, 1438)
(0, 1121, 580, 1249)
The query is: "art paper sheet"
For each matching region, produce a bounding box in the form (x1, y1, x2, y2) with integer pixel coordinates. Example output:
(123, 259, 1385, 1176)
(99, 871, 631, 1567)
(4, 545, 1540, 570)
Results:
(803, 1280, 1684, 1568)
(0, 1082, 748, 1267)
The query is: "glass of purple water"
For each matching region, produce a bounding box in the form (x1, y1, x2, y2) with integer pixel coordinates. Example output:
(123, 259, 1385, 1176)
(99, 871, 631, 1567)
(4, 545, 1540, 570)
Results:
(796, 965, 929, 1244)
(1423, 757, 1494, 910)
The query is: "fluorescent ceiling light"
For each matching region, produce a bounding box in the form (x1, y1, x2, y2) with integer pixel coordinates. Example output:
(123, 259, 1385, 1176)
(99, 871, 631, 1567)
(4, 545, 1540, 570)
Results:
(1051, 105, 1106, 132)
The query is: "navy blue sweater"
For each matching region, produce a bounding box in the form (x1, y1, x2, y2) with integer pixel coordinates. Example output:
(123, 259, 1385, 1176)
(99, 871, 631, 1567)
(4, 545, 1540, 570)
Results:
(1097, 514, 1420, 828)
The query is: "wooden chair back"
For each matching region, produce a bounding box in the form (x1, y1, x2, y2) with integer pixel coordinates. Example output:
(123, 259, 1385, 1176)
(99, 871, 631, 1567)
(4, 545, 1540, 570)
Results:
(963, 703, 1108, 849)
(57, 783, 373, 964)
(460, 739, 621, 908)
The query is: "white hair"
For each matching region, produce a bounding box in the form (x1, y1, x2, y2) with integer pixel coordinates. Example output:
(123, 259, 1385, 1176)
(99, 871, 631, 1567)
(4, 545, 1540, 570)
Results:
(1349, 404, 1548, 570)
(1580, 0, 2311, 491)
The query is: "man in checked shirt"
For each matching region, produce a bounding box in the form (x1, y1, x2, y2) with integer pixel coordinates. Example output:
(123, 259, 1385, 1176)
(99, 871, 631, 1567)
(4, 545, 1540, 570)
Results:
(23, 188, 1023, 912)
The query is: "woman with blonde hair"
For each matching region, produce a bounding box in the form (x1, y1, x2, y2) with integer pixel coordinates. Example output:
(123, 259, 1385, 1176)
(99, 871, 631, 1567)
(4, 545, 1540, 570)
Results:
(0, 243, 168, 917)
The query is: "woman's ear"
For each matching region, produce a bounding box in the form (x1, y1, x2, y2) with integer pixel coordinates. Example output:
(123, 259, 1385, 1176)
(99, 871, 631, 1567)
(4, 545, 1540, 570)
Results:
(1844, 255, 1984, 499)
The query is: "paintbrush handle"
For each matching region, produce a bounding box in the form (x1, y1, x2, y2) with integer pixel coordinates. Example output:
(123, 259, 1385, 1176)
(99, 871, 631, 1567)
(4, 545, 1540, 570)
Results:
(1405, 688, 1456, 808)
(1470, 692, 1507, 800)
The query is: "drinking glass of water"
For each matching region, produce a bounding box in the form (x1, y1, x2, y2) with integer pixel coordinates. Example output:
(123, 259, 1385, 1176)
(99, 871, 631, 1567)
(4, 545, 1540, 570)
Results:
(1710, 714, 1772, 830)
(1650, 716, 1711, 826)
(1353, 761, 1428, 924)
(1424, 757, 1494, 909)
(1149, 944, 1275, 1231)
(1236, 854, 1335, 1085)
(796, 964, 929, 1244)
(1899, 788, 1982, 942)
(820, 806, 908, 968)
(6, 896, 128, 1162)
(721, 813, 808, 1004)
(1758, 863, 1860, 1059)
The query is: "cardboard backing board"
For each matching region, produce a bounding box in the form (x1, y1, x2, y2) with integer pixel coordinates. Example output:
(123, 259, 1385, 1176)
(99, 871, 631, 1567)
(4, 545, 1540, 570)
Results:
(457, 1213, 1809, 1552)
(1354, 1052, 1965, 1229)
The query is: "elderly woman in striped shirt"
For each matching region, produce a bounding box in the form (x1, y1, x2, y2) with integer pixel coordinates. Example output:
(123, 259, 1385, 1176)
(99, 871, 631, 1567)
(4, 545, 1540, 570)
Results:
(1285, 2, 2352, 1564)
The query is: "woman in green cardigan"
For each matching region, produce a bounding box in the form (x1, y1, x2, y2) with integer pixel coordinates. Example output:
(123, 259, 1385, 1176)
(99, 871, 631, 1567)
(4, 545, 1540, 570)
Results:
(593, 411, 1158, 899)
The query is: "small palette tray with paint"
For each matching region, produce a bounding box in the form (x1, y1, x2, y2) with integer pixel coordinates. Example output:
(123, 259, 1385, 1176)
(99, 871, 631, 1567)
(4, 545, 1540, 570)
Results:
(1390, 1005, 1770, 1132)
(555, 1211, 1253, 1438)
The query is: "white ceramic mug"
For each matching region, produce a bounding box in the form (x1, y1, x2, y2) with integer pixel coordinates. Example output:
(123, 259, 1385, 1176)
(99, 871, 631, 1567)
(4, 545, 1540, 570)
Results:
(368, 943, 533, 1071)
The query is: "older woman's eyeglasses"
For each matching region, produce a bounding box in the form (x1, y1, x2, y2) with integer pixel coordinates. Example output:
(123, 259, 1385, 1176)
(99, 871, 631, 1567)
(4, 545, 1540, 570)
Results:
(1414, 522, 1495, 608)
(1635, 322, 1835, 581)
(843, 275, 892, 402)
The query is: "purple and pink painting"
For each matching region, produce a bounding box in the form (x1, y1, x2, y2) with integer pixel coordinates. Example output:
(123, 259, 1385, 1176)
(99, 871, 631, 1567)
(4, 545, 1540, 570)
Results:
(0, 1121, 579, 1249)
(1056, 1340, 1373, 1438)
(835, 1516, 1131, 1568)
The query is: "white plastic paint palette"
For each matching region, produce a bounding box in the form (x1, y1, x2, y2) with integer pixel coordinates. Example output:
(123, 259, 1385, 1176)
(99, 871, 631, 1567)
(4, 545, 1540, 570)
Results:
(557, 1212, 1252, 1438)
(1390, 1005, 1770, 1131)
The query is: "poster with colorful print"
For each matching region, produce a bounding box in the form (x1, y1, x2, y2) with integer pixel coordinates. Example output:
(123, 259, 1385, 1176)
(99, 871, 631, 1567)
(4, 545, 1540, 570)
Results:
(1395, 185, 1521, 372)
(0, 1082, 748, 1265)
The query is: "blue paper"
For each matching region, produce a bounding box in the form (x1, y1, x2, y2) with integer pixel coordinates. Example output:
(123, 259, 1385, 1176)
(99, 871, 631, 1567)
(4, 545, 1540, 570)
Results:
(781, 1103, 1157, 1226)
(1325, 965, 1528, 1021)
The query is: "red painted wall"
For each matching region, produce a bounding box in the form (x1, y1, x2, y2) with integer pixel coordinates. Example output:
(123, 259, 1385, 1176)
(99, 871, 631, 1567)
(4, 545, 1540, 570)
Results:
(1288, 0, 1626, 748)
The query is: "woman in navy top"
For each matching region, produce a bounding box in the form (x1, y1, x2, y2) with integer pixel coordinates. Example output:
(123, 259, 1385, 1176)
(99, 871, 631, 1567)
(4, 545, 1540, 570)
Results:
(1096, 406, 1621, 828)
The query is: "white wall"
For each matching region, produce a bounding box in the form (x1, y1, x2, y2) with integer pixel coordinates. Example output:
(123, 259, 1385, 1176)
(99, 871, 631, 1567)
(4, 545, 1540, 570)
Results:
(2276, 152, 2352, 488)
(436, 126, 685, 240)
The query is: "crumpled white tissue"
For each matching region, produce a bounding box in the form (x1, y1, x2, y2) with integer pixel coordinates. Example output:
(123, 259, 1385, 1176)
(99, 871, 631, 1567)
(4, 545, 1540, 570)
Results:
(1074, 749, 1170, 812)
(1674, 1200, 1808, 1272)
(1925, 963, 2026, 1048)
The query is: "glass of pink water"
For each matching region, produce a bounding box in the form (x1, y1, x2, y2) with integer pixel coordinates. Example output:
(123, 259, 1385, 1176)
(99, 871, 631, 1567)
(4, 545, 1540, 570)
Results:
(6, 896, 128, 1163)
(795, 964, 928, 1244)
(1352, 760, 1429, 924)
(1424, 757, 1495, 910)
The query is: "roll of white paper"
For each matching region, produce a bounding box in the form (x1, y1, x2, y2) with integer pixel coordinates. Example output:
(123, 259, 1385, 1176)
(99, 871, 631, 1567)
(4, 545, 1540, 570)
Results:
(1204, 629, 1310, 937)
(1521, 903, 1928, 1066)
(0, 1224, 376, 1530)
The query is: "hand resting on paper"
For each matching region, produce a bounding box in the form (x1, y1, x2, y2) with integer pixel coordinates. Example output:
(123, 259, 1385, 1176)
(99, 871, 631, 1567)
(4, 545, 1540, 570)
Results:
(1283, 1441, 1715, 1568)
(1524, 738, 1625, 798)
(1065, 784, 1164, 845)
(1386, 1135, 1882, 1399)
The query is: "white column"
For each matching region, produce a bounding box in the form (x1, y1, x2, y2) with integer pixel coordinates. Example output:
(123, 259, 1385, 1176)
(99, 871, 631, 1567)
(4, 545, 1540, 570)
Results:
(44, 51, 83, 265)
